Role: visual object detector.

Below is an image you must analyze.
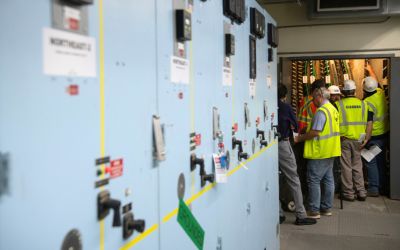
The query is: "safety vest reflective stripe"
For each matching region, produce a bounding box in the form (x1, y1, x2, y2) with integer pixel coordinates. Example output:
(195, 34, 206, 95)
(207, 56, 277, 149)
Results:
(313, 106, 339, 140)
(305, 100, 313, 119)
(316, 132, 341, 140)
(298, 117, 312, 122)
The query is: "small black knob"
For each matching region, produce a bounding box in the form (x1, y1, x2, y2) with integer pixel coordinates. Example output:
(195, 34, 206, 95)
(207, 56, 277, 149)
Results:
(256, 129, 265, 141)
(201, 173, 214, 187)
(123, 212, 146, 239)
(260, 140, 268, 148)
(232, 137, 243, 152)
(128, 219, 145, 233)
(105, 199, 121, 227)
(238, 152, 248, 161)
(190, 153, 204, 172)
(97, 190, 121, 227)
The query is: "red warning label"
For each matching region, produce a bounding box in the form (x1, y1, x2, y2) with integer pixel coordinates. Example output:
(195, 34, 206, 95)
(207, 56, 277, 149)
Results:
(194, 134, 201, 146)
(109, 159, 123, 179)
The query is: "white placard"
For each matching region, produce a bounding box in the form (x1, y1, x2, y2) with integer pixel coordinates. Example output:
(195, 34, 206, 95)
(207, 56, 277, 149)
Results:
(222, 67, 232, 86)
(302, 76, 308, 83)
(213, 153, 227, 183)
(64, 6, 80, 20)
(343, 74, 349, 80)
(310, 75, 316, 83)
(267, 75, 272, 89)
(170, 56, 190, 84)
(249, 79, 256, 98)
(43, 28, 97, 77)
(361, 145, 382, 162)
(325, 75, 331, 84)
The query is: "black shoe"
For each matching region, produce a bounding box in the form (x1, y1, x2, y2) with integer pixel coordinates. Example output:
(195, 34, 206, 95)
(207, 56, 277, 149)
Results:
(342, 196, 355, 202)
(280, 215, 286, 224)
(357, 196, 367, 201)
(367, 192, 379, 197)
(295, 217, 317, 226)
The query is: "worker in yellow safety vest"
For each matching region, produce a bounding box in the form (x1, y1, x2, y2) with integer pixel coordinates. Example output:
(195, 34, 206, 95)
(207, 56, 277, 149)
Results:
(294, 87, 341, 219)
(336, 80, 371, 202)
(363, 74, 389, 197)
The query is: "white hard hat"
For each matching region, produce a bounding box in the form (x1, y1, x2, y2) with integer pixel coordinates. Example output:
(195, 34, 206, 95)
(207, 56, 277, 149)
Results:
(343, 80, 356, 91)
(363, 77, 378, 92)
(328, 85, 341, 95)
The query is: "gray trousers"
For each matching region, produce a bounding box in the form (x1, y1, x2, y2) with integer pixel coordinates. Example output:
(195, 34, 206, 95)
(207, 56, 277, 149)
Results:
(279, 140, 307, 219)
(340, 138, 367, 198)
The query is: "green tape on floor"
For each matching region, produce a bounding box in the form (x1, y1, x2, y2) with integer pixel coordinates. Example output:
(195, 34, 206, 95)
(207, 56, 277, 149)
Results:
(177, 199, 205, 250)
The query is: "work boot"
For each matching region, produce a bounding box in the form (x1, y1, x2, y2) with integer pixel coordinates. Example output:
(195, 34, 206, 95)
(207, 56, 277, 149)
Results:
(306, 211, 320, 219)
(279, 215, 286, 224)
(295, 217, 317, 225)
(320, 209, 332, 216)
(357, 195, 367, 201)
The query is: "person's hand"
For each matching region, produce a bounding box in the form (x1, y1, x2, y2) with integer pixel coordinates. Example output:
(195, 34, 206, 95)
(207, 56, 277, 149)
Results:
(294, 135, 300, 144)
(360, 139, 368, 149)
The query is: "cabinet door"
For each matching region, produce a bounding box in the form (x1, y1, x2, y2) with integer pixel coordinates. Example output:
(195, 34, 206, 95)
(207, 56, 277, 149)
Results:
(0, 1, 160, 250)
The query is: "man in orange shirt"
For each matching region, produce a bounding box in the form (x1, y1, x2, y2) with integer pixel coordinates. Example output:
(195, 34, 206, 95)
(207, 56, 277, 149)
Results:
(298, 79, 326, 133)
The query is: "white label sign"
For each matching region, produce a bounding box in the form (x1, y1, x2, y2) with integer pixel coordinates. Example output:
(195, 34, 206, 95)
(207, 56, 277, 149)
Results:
(267, 75, 272, 89)
(325, 75, 331, 84)
(43, 28, 97, 77)
(213, 153, 227, 183)
(170, 56, 190, 84)
(222, 67, 232, 86)
(343, 74, 349, 81)
(249, 79, 256, 98)
(310, 75, 316, 83)
(302, 76, 308, 83)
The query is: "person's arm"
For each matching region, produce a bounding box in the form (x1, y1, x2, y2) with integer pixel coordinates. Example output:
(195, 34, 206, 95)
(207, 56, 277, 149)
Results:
(361, 121, 373, 149)
(294, 110, 325, 143)
(361, 110, 374, 149)
(294, 130, 320, 143)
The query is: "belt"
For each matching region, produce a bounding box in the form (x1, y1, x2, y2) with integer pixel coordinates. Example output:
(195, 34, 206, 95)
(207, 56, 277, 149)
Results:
(279, 137, 289, 142)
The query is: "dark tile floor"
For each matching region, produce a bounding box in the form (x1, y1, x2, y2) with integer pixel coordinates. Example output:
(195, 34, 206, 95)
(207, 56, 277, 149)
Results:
(280, 196, 400, 250)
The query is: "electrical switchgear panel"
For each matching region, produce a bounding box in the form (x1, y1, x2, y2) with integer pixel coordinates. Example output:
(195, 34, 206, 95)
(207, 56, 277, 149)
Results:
(176, 9, 192, 42)
(268, 23, 279, 47)
(250, 7, 265, 39)
(0, 1, 278, 250)
(249, 35, 257, 79)
(225, 34, 235, 56)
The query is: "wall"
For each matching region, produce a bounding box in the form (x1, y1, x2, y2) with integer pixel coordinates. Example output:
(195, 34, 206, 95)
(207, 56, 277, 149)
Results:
(264, 2, 400, 57)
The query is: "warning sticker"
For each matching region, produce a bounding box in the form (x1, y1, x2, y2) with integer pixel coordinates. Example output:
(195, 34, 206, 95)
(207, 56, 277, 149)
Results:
(109, 159, 123, 179)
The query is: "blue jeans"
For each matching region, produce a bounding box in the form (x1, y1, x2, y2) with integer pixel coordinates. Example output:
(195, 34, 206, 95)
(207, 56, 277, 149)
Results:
(307, 158, 335, 212)
(365, 136, 387, 194)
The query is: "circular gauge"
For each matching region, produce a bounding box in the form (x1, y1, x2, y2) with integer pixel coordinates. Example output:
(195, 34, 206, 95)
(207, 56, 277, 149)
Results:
(177, 173, 186, 200)
(61, 229, 82, 250)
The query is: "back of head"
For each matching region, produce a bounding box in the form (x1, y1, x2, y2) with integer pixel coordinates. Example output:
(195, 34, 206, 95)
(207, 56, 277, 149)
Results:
(328, 85, 341, 95)
(311, 79, 326, 93)
(278, 84, 288, 99)
(363, 77, 378, 93)
(343, 80, 356, 97)
(314, 87, 330, 100)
